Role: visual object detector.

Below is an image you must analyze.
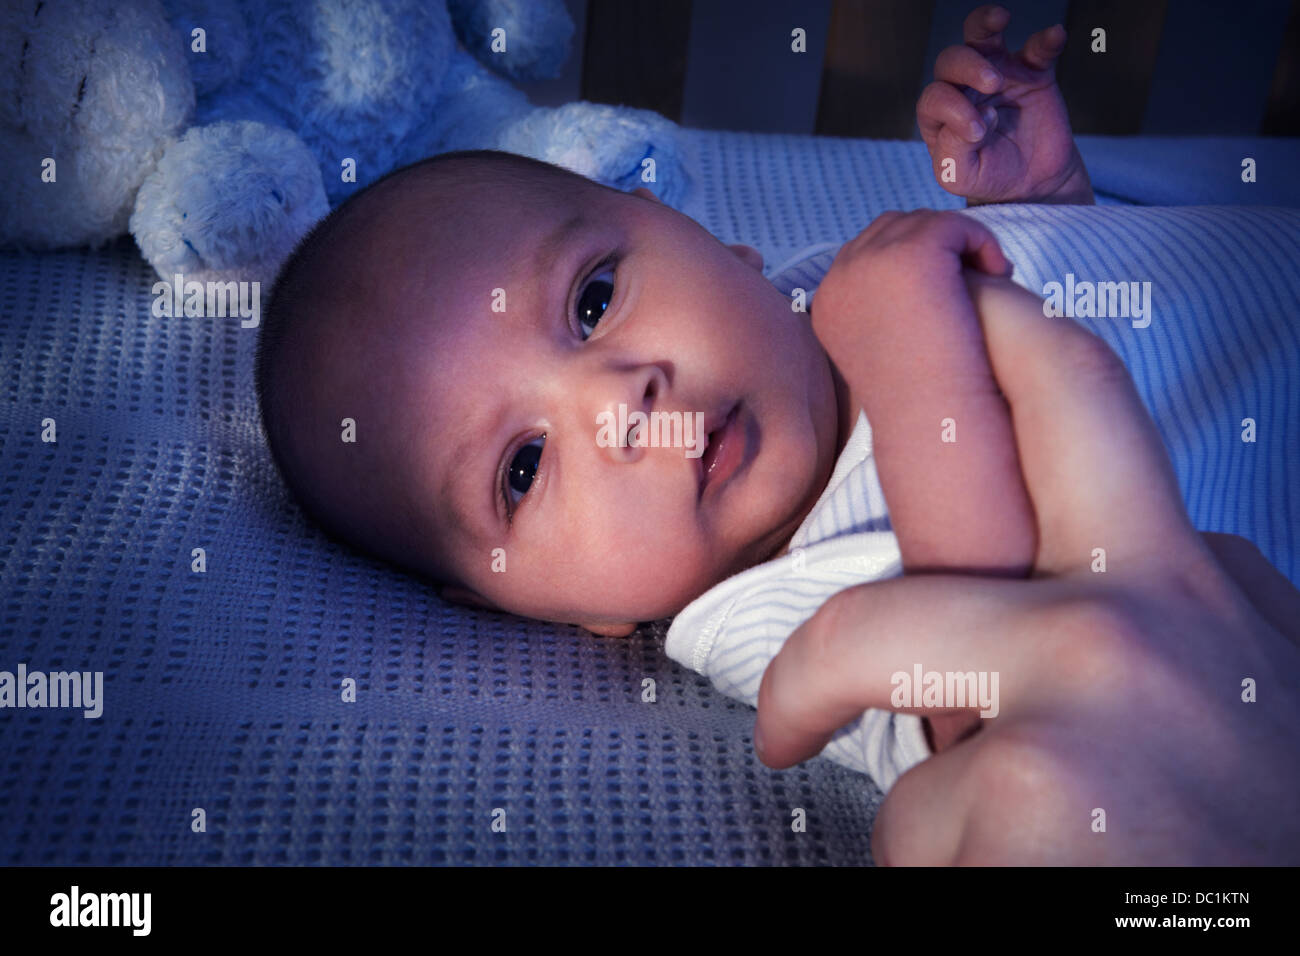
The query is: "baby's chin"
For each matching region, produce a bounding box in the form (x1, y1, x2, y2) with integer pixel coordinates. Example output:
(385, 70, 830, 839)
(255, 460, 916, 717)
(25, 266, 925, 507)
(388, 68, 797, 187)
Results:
(541, 568, 723, 626)
(493, 539, 783, 627)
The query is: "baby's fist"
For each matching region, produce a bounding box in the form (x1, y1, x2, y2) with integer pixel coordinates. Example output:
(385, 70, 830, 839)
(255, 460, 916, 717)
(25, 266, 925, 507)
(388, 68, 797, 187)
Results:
(917, 5, 1092, 205)
(811, 209, 1011, 371)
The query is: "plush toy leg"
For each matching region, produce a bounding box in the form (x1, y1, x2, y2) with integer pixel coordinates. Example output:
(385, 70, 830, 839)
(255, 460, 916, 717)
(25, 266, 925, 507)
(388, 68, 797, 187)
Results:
(130, 120, 329, 287)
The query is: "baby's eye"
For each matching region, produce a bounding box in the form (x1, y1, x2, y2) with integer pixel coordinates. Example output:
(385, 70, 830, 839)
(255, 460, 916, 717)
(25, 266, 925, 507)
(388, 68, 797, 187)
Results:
(504, 435, 545, 510)
(575, 266, 615, 340)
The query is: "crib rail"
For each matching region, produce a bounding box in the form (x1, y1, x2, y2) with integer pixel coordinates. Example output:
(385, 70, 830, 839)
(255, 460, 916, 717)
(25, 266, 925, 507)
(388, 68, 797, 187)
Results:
(576, 0, 1300, 137)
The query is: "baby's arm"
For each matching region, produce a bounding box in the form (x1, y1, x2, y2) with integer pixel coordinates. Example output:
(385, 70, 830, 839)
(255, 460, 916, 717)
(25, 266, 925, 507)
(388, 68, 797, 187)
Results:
(813, 210, 1036, 577)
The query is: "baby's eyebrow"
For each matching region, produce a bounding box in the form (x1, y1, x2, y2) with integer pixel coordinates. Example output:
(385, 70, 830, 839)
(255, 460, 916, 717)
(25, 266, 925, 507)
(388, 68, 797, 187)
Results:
(439, 211, 589, 542)
(441, 393, 506, 539)
(530, 212, 588, 284)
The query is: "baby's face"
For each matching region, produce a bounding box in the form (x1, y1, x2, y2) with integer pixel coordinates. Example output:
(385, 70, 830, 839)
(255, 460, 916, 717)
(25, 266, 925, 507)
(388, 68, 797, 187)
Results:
(344, 168, 845, 634)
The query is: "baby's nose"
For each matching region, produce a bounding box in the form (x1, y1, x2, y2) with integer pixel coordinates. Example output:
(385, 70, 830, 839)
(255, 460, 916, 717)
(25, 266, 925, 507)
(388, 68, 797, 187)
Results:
(593, 402, 651, 464)
(585, 365, 668, 463)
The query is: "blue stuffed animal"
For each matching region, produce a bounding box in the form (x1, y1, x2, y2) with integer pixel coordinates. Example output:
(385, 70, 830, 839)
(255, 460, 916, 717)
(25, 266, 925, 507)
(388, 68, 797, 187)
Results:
(1, 0, 688, 285)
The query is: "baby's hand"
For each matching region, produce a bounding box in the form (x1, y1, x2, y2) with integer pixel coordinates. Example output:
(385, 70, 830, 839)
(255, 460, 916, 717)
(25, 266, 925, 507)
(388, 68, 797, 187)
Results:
(813, 210, 1035, 576)
(917, 5, 1094, 205)
(813, 209, 1012, 368)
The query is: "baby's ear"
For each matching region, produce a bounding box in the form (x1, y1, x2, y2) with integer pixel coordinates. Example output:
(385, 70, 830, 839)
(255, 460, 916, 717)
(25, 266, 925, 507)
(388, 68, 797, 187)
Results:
(630, 186, 660, 203)
(580, 621, 638, 638)
(728, 243, 764, 272)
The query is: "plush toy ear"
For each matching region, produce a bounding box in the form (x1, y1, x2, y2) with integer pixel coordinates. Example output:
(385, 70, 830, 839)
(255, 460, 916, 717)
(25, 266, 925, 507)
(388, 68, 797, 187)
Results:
(130, 120, 328, 285)
(446, 0, 576, 82)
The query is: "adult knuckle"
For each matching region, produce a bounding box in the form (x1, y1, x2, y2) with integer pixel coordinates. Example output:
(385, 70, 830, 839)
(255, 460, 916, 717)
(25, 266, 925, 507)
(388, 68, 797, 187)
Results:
(971, 726, 1074, 799)
(1026, 594, 1147, 689)
(955, 733, 1082, 864)
(1064, 594, 1144, 654)
(1061, 593, 1142, 640)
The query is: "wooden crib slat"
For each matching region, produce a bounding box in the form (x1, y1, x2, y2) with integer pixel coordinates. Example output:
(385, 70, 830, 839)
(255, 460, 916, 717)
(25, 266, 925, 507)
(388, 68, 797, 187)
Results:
(578, 0, 1292, 136)
(815, 0, 936, 138)
(1054, 0, 1167, 135)
(581, 0, 694, 121)
(1262, 0, 1300, 134)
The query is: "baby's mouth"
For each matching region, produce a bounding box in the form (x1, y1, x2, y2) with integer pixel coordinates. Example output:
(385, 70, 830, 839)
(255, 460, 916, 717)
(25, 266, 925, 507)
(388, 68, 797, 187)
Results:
(697, 402, 743, 500)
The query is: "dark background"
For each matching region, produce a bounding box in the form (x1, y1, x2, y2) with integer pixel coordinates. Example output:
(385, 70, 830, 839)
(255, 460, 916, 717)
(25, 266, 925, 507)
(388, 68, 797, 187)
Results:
(519, 0, 1299, 137)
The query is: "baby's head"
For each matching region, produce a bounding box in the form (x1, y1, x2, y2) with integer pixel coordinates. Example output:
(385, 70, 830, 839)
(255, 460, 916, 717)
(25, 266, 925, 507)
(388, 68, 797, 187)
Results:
(257, 150, 846, 635)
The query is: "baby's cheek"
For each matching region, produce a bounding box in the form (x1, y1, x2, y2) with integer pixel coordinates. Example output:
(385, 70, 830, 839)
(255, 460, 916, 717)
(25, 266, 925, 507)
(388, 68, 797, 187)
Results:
(595, 511, 713, 605)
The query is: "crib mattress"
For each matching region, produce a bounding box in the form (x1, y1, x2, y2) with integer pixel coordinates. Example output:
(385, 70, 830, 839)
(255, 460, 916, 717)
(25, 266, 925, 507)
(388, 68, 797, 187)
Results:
(2, 130, 1296, 865)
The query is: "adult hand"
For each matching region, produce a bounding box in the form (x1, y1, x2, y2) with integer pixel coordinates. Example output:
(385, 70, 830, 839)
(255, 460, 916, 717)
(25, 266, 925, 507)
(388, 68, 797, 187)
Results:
(754, 275, 1300, 864)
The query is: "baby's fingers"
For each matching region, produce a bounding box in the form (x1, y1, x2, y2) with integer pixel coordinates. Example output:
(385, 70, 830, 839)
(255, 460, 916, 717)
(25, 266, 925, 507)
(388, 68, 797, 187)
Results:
(918, 80, 987, 144)
(942, 213, 1012, 277)
(934, 45, 1003, 97)
(963, 4, 1010, 57)
(1020, 23, 1067, 71)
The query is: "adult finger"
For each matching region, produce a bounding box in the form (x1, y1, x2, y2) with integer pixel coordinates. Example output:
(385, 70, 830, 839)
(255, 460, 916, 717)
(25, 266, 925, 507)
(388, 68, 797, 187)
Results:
(1020, 23, 1067, 71)
(754, 573, 1055, 770)
(963, 4, 1011, 57)
(935, 45, 1004, 96)
(963, 275, 1196, 573)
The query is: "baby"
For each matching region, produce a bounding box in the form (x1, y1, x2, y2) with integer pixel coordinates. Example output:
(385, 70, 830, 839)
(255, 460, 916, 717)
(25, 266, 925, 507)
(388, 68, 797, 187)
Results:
(256, 7, 1088, 782)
